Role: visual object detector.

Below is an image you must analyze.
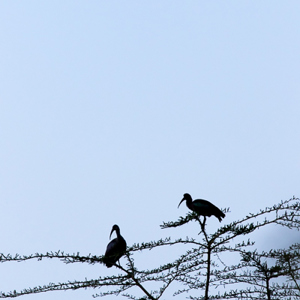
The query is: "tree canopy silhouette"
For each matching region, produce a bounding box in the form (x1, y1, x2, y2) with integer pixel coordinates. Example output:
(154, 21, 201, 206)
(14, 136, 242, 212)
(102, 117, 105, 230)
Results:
(0, 196, 299, 300)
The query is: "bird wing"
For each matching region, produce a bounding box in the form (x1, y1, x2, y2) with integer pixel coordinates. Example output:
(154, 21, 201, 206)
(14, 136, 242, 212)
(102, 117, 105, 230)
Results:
(194, 199, 225, 220)
(105, 238, 118, 257)
(192, 199, 219, 216)
(193, 199, 211, 209)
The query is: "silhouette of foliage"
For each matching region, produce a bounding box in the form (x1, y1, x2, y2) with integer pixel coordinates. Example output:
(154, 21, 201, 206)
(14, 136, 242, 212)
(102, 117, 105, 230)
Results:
(0, 197, 299, 299)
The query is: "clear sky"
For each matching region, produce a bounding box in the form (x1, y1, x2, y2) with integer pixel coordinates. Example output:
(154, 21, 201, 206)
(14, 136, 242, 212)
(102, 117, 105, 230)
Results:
(1, 1, 300, 299)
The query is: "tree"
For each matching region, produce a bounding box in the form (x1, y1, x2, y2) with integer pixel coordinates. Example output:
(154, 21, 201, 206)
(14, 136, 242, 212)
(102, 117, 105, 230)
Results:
(0, 197, 299, 300)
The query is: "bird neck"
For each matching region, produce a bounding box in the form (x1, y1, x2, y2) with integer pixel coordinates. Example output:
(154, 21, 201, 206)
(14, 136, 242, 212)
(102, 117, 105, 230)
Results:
(186, 200, 194, 211)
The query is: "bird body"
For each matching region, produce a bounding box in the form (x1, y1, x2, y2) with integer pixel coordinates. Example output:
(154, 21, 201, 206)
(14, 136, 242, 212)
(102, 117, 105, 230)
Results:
(103, 224, 126, 268)
(178, 193, 225, 222)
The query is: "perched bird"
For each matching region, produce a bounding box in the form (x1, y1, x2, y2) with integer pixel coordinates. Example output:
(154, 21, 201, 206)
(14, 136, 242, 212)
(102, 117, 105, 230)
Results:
(103, 224, 127, 268)
(178, 193, 225, 222)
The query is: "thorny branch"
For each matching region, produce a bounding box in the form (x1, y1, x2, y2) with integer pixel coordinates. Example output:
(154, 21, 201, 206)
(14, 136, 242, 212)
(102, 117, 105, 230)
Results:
(0, 197, 299, 299)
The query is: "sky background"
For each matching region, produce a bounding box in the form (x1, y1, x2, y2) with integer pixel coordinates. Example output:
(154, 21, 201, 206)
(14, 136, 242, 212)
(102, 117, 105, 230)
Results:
(0, 1, 300, 299)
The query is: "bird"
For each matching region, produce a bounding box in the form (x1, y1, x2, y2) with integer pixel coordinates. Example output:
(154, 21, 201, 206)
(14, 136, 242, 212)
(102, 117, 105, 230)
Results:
(178, 193, 225, 222)
(103, 224, 127, 268)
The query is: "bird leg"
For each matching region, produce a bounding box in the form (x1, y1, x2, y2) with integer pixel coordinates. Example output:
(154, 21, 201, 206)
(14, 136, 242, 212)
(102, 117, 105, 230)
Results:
(197, 216, 206, 233)
(200, 216, 206, 232)
(198, 216, 206, 234)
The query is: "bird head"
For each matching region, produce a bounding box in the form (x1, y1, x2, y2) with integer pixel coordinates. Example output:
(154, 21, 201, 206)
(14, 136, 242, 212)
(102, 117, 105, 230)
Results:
(109, 224, 120, 239)
(178, 193, 192, 208)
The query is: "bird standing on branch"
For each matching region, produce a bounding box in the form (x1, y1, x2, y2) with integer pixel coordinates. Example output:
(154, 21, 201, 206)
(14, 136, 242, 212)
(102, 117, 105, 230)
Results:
(103, 224, 127, 268)
(178, 193, 225, 222)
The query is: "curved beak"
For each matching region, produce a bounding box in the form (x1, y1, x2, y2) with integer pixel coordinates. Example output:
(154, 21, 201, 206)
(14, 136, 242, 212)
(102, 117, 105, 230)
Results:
(178, 198, 185, 208)
(109, 227, 115, 239)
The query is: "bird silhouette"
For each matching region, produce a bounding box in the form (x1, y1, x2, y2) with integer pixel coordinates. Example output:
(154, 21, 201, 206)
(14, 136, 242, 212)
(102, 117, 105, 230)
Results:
(103, 224, 127, 268)
(178, 193, 225, 222)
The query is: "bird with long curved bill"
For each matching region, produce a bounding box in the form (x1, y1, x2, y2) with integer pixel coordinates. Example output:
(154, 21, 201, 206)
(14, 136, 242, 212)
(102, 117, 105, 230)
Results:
(178, 193, 225, 225)
(103, 224, 127, 268)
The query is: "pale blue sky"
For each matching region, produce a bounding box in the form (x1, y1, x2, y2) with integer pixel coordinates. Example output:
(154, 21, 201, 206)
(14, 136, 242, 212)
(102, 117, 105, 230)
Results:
(1, 1, 300, 299)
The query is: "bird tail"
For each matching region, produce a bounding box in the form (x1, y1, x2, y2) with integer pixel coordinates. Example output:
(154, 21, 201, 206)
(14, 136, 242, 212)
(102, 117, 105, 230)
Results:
(102, 256, 113, 268)
(217, 211, 226, 222)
